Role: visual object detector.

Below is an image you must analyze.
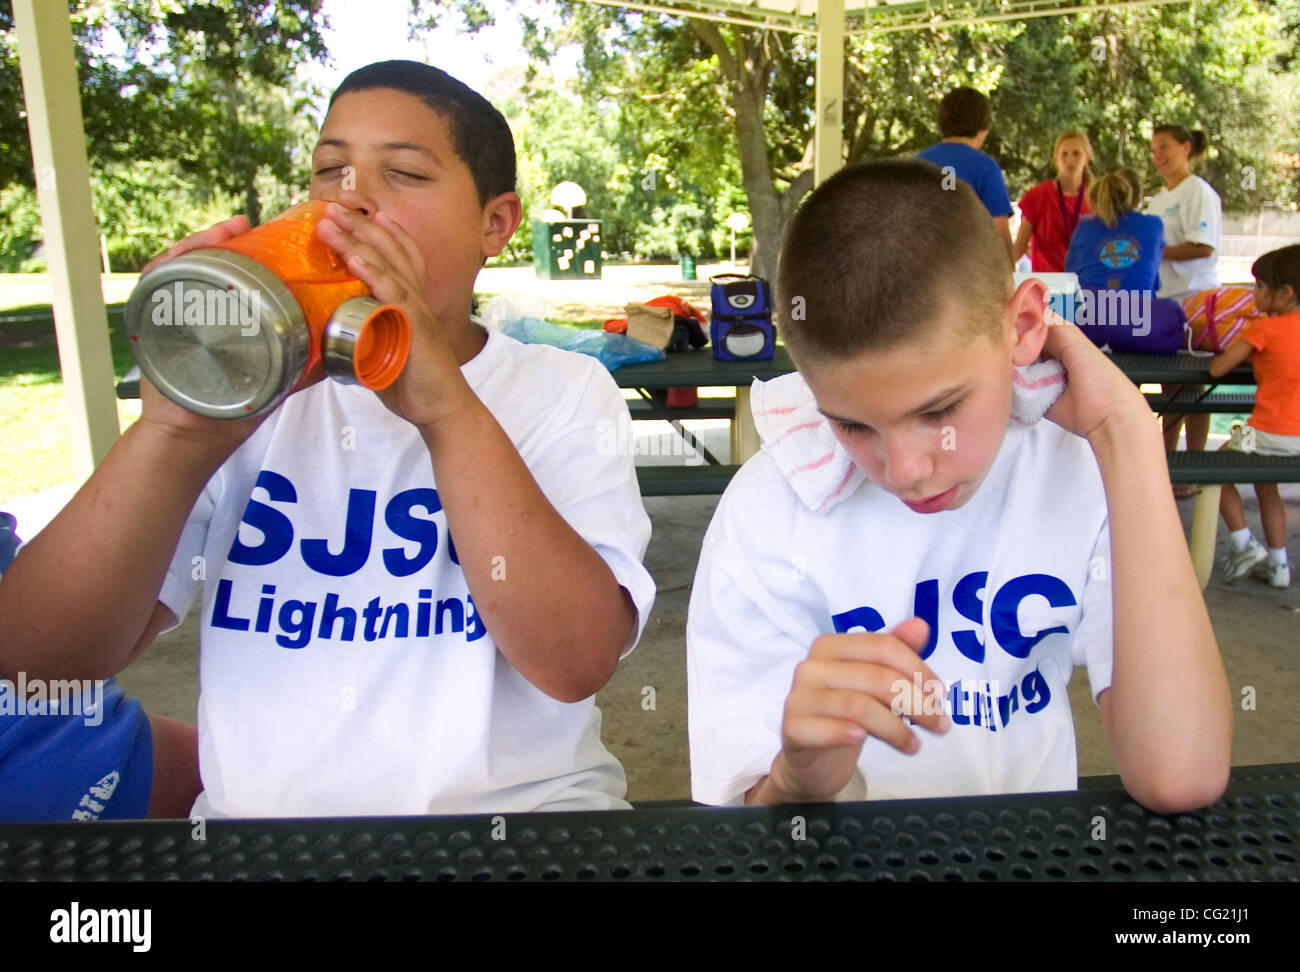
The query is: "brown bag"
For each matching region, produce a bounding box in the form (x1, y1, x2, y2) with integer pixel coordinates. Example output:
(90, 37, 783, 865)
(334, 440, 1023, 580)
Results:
(624, 303, 675, 349)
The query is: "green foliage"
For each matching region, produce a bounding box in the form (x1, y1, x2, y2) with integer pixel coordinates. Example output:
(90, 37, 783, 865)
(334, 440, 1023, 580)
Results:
(0, 181, 40, 272)
(499, 57, 740, 262)
(434, 0, 1300, 263)
(0, 1, 326, 225)
(844, 19, 1016, 162)
(0, 160, 265, 273)
(92, 160, 245, 271)
(639, 194, 706, 258)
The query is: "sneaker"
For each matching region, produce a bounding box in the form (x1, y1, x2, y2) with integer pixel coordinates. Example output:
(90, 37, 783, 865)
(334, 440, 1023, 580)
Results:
(1251, 560, 1292, 588)
(1223, 538, 1268, 584)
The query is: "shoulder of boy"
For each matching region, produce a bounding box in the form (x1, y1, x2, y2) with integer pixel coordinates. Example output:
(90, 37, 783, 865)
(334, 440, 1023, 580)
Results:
(1027, 418, 1101, 480)
(713, 451, 807, 540)
(499, 335, 620, 415)
(723, 448, 793, 503)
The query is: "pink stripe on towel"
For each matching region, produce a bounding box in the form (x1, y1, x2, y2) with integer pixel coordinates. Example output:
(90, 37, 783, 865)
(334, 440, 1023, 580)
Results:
(772, 419, 825, 445)
(1013, 371, 1065, 391)
(815, 463, 859, 514)
(790, 451, 836, 477)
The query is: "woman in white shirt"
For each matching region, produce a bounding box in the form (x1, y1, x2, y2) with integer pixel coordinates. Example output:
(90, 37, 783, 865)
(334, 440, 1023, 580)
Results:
(1147, 125, 1221, 297)
(1146, 125, 1222, 487)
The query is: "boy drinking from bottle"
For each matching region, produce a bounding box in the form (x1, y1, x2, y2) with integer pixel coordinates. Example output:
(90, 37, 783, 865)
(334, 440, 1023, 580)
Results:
(0, 61, 654, 817)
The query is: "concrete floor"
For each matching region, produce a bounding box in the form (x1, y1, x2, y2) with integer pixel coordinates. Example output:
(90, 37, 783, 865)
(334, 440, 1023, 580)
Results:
(111, 425, 1300, 805)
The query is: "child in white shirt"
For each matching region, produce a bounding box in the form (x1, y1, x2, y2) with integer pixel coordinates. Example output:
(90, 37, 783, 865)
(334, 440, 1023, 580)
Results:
(687, 158, 1231, 813)
(0, 61, 655, 817)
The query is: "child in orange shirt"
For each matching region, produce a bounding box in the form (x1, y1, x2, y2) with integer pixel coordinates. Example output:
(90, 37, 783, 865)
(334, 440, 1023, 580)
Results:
(1210, 244, 1300, 588)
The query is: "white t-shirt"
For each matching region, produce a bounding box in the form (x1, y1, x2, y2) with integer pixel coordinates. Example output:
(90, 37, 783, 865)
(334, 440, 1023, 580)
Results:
(159, 327, 656, 818)
(687, 420, 1113, 806)
(1145, 174, 1221, 297)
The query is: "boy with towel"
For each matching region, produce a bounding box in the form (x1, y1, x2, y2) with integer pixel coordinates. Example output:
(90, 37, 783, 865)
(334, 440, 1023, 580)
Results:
(687, 159, 1230, 812)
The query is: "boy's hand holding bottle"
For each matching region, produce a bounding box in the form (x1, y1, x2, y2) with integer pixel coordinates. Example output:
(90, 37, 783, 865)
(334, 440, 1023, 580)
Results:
(134, 214, 274, 461)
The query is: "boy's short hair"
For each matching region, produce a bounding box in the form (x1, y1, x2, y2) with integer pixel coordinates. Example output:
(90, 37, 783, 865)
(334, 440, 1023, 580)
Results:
(777, 158, 1011, 362)
(1252, 244, 1300, 296)
(937, 87, 993, 138)
(330, 60, 516, 207)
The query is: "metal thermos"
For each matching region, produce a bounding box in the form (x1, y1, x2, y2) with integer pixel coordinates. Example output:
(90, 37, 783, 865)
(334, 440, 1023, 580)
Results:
(124, 200, 410, 419)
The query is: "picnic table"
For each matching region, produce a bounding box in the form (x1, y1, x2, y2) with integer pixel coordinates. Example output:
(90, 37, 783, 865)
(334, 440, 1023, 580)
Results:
(1, 762, 1294, 881)
(119, 349, 1291, 587)
(614, 349, 1256, 459)
(612, 347, 793, 477)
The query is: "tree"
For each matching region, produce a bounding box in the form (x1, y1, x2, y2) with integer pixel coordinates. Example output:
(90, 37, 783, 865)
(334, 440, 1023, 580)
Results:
(412, 0, 1300, 277)
(0, 0, 328, 223)
(982, 2, 1289, 212)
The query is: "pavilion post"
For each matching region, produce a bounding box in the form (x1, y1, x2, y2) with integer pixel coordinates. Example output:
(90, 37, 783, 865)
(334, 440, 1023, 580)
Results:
(814, 0, 845, 185)
(14, 0, 120, 478)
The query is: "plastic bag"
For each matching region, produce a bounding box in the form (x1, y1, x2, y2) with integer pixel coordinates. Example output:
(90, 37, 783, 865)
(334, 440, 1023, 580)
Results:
(480, 295, 550, 331)
(500, 316, 665, 369)
(479, 296, 665, 369)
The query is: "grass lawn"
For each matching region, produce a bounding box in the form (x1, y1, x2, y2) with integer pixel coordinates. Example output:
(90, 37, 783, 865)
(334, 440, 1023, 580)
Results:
(0, 301, 141, 500)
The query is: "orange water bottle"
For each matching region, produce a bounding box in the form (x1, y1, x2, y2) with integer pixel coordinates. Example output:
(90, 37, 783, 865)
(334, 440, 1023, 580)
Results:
(124, 201, 410, 419)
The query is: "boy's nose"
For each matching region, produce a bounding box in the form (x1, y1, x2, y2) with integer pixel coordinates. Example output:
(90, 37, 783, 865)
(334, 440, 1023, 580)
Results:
(337, 171, 377, 217)
(879, 434, 933, 493)
(340, 193, 374, 217)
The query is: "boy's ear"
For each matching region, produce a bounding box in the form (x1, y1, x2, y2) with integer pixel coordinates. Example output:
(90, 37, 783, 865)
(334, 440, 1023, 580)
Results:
(481, 191, 523, 260)
(1005, 278, 1050, 365)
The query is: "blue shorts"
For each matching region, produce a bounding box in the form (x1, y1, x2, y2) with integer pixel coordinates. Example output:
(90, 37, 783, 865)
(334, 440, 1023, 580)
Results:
(0, 676, 153, 822)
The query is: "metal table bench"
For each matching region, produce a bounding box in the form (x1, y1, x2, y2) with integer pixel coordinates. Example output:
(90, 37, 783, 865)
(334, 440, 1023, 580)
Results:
(1, 763, 1294, 882)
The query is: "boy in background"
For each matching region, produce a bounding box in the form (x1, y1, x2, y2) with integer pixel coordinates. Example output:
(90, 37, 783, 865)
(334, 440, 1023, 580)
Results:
(0, 61, 655, 817)
(687, 159, 1229, 812)
(1211, 243, 1300, 588)
(917, 87, 1015, 262)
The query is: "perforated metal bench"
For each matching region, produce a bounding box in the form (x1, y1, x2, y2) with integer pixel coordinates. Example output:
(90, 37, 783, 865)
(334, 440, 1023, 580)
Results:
(1144, 391, 1255, 414)
(1169, 450, 1300, 484)
(1, 763, 1294, 881)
